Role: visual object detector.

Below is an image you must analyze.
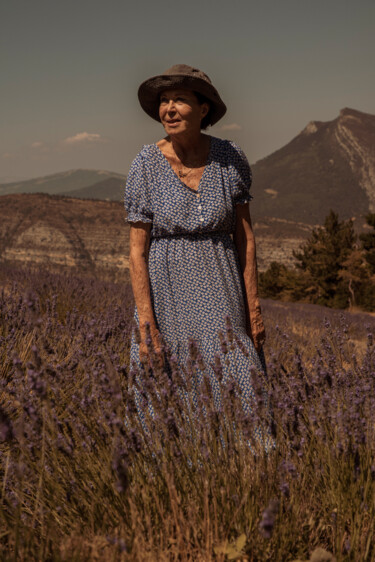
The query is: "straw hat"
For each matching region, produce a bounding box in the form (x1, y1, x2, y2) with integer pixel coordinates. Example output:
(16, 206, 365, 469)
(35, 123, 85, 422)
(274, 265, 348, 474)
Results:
(138, 64, 227, 126)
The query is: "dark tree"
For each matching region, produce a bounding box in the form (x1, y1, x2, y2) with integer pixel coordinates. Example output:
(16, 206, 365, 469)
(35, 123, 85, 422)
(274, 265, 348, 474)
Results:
(293, 210, 356, 308)
(259, 262, 310, 302)
(259, 262, 288, 299)
(359, 213, 375, 275)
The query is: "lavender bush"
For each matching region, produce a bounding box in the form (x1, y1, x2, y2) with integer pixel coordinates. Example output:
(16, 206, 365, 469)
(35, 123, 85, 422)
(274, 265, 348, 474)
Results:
(0, 265, 374, 561)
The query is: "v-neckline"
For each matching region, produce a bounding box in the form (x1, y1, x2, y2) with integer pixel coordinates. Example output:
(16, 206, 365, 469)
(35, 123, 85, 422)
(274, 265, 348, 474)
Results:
(154, 137, 213, 195)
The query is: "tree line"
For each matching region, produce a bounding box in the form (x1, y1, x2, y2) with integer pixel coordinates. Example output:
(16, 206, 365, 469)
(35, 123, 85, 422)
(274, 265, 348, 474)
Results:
(259, 211, 375, 311)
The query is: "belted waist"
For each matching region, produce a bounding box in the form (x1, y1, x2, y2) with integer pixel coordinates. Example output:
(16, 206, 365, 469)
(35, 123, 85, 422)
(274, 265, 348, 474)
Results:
(151, 230, 232, 240)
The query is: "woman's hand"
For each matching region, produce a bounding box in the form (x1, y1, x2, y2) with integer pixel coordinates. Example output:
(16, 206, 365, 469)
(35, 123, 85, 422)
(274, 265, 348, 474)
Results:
(234, 203, 265, 353)
(129, 223, 164, 367)
(246, 304, 266, 351)
(139, 323, 164, 367)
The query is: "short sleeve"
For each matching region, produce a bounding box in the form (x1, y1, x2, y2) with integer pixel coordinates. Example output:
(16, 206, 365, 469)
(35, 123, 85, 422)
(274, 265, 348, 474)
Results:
(124, 152, 153, 223)
(227, 141, 253, 205)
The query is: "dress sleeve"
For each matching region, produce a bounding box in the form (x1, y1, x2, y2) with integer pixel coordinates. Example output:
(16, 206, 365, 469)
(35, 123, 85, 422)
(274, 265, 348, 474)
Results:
(227, 141, 253, 205)
(124, 151, 153, 223)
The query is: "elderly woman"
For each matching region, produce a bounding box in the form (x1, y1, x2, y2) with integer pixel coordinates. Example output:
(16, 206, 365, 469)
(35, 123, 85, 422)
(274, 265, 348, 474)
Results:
(125, 64, 267, 421)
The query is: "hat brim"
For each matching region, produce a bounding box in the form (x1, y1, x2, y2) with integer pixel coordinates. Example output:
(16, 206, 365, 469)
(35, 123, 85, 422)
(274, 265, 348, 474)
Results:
(138, 73, 227, 126)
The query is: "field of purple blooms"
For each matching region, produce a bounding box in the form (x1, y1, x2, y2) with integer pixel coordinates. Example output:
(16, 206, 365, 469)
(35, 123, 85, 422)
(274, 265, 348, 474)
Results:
(1, 265, 375, 561)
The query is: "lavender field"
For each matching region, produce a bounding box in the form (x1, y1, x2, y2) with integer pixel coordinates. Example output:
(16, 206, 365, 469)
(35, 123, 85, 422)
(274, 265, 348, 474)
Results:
(1, 265, 374, 561)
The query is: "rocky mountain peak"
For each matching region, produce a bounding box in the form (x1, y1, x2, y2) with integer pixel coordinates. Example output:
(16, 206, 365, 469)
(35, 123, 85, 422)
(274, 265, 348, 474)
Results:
(302, 121, 318, 135)
(252, 108, 375, 224)
(339, 107, 372, 120)
(334, 108, 375, 212)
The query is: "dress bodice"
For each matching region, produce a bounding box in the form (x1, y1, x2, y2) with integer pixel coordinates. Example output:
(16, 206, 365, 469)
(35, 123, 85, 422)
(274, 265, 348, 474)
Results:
(124, 136, 252, 238)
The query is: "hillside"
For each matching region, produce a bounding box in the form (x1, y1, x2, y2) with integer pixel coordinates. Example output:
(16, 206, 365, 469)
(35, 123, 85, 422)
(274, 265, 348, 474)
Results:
(0, 169, 126, 197)
(0, 193, 312, 276)
(0, 193, 130, 280)
(251, 107, 375, 224)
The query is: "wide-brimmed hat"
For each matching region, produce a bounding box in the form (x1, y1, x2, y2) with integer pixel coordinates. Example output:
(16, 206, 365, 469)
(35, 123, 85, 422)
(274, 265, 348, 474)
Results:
(138, 64, 227, 126)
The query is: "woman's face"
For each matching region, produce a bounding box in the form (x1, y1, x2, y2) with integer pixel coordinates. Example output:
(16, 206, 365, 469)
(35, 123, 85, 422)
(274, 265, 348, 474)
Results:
(159, 89, 209, 136)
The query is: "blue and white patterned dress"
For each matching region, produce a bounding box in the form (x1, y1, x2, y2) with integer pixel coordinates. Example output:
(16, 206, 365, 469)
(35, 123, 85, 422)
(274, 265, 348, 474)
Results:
(124, 136, 267, 418)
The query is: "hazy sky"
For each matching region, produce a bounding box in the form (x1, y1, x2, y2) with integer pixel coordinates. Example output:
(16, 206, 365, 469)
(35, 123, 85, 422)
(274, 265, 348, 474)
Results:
(1, 0, 374, 181)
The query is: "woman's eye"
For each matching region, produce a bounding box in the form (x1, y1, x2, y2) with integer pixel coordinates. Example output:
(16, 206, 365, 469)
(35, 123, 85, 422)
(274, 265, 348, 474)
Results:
(160, 95, 187, 105)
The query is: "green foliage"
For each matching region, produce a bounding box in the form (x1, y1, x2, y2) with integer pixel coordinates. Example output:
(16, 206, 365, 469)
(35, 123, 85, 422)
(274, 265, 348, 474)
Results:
(259, 262, 289, 299)
(260, 210, 375, 311)
(360, 213, 375, 275)
(356, 282, 375, 311)
(293, 210, 355, 308)
(259, 262, 310, 302)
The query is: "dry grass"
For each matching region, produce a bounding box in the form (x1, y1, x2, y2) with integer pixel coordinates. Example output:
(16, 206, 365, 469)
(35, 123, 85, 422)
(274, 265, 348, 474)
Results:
(0, 267, 374, 561)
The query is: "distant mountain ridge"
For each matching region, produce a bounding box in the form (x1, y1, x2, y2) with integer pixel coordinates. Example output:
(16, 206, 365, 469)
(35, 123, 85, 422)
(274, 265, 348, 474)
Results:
(251, 107, 375, 224)
(0, 169, 126, 200)
(59, 177, 126, 200)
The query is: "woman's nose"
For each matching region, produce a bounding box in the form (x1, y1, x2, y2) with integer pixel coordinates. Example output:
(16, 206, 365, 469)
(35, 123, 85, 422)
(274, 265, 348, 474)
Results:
(166, 100, 176, 113)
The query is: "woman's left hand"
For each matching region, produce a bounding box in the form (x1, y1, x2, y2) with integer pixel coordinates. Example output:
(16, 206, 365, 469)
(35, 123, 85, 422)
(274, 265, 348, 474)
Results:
(247, 306, 266, 351)
(234, 203, 265, 352)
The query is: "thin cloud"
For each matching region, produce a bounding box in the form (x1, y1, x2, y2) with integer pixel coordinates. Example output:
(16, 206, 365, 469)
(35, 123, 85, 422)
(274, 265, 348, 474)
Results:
(63, 132, 105, 145)
(31, 141, 44, 148)
(220, 123, 242, 131)
(2, 152, 14, 159)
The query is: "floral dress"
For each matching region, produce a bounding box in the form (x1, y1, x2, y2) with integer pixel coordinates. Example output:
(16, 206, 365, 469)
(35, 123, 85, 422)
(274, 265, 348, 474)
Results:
(124, 136, 268, 424)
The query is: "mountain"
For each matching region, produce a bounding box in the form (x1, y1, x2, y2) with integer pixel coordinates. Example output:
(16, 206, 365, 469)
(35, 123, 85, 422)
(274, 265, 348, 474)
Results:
(251, 108, 375, 224)
(0, 169, 126, 197)
(59, 177, 125, 201)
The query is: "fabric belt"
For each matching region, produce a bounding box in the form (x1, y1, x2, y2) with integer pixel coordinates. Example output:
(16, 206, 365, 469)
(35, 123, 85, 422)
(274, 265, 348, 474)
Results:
(152, 231, 232, 240)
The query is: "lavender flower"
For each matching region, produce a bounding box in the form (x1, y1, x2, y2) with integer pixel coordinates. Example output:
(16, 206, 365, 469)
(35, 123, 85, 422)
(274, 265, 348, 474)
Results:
(0, 407, 14, 442)
(259, 499, 279, 539)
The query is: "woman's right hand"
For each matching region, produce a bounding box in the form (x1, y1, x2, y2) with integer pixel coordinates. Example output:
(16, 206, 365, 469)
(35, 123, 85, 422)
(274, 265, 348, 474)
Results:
(129, 223, 164, 368)
(139, 323, 164, 367)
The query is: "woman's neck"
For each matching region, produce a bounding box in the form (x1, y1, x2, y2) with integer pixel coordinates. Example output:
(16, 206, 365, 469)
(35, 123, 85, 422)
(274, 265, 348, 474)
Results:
(168, 131, 207, 159)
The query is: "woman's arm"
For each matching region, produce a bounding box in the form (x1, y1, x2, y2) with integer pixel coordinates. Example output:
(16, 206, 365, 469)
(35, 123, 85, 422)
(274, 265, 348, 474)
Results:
(234, 203, 265, 351)
(129, 222, 162, 363)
